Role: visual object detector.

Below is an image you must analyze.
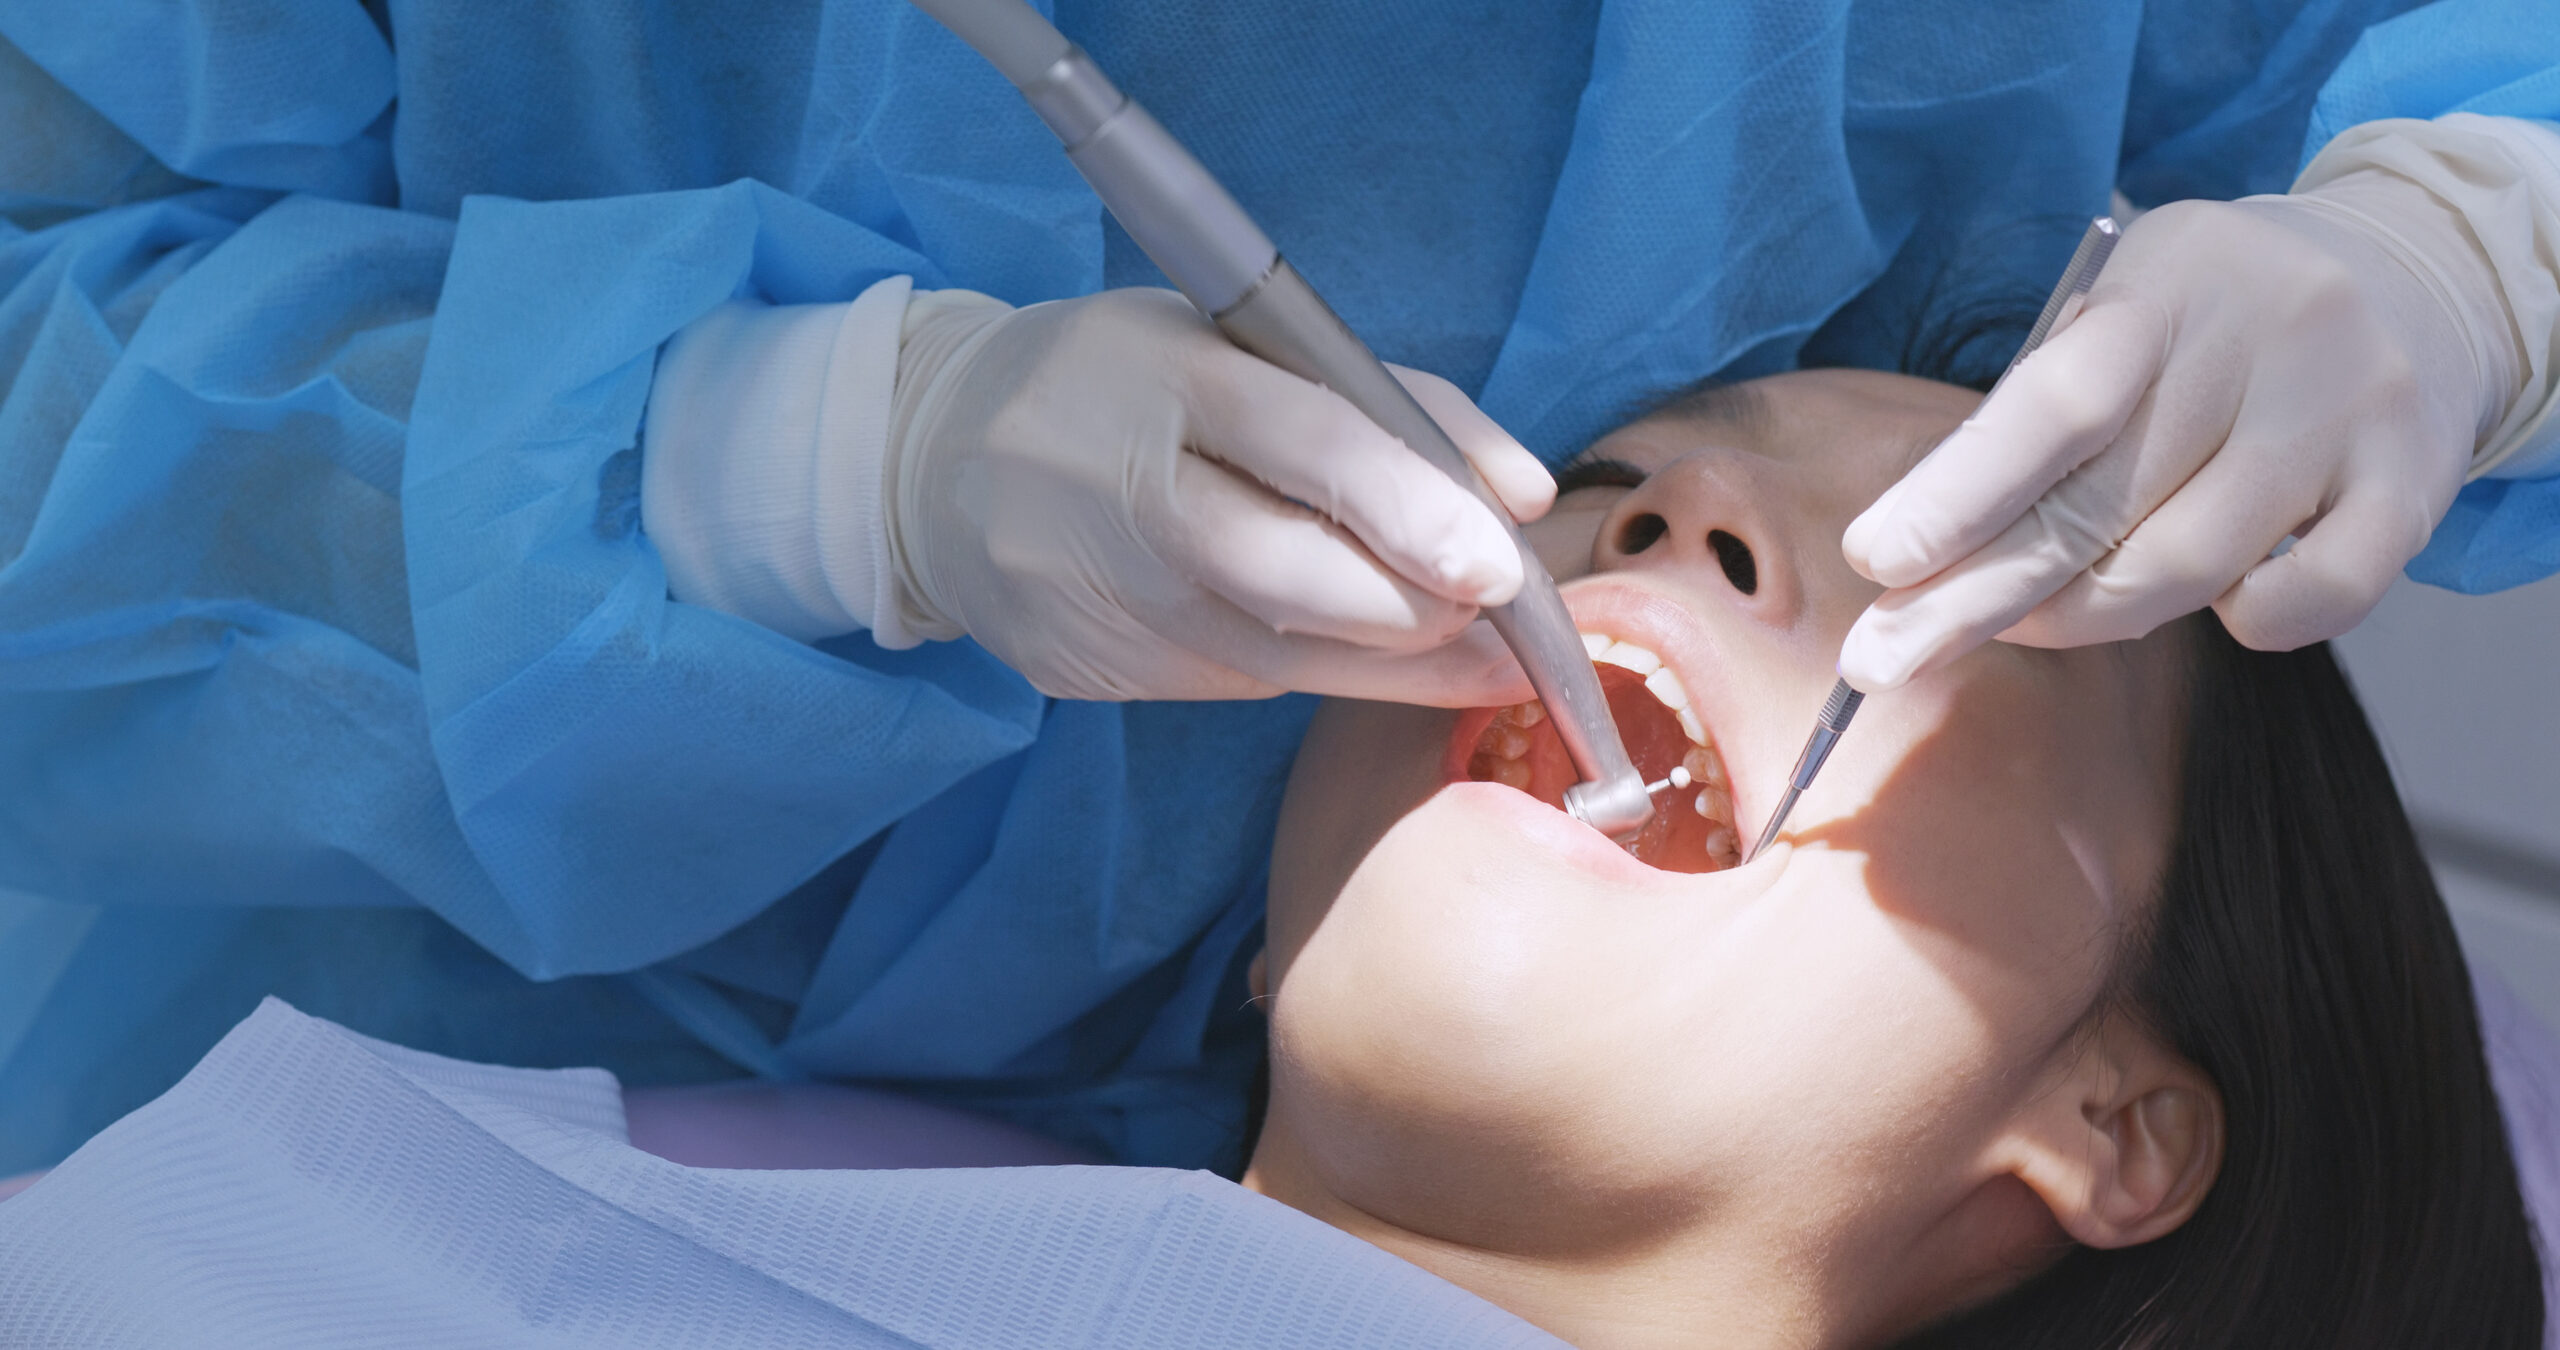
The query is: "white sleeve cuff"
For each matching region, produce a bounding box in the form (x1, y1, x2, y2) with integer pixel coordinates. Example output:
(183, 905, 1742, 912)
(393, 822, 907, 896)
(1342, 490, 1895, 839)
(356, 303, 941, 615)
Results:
(639, 274, 922, 645)
(2297, 114, 2560, 481)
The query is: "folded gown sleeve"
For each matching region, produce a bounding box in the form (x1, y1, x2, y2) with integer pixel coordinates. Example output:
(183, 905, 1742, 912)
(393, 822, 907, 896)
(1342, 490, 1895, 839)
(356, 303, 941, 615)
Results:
(0, 51, 1046, 978)
(406, 183, 1048, 977)
(2305, 0, 2560, 593)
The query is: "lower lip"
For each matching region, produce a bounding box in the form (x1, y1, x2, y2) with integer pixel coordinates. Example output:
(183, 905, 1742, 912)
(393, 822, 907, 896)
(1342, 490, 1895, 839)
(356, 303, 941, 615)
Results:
(1428, 780, 1665, 886)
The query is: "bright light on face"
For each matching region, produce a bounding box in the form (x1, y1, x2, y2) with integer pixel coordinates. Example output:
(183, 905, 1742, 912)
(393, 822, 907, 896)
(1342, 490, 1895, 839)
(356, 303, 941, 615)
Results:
(1246, 368, 2199, 1347)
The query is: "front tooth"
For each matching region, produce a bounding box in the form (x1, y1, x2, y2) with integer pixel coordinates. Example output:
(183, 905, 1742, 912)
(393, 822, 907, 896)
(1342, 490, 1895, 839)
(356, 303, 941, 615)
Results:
(1581, 633, 1611, 660)
(1598, 641, 1661, 675)
(1676, 706, 1705, 744)
(1644, 667, 1689, 715)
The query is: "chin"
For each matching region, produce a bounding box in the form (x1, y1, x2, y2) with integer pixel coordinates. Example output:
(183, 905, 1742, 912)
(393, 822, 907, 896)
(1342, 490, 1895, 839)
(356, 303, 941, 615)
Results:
(1268, 808, 1714, 1232)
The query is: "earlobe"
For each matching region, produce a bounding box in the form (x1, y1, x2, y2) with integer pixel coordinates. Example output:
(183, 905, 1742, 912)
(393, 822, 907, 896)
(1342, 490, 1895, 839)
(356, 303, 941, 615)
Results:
(2077, 1083, 2221, 1246)
(2000, 1017, 2224, 1251)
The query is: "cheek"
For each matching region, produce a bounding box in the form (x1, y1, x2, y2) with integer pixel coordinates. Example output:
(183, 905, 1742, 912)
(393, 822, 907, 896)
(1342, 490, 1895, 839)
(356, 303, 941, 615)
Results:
(1267, 701, 1457, 982)
(1265, 805, 2033, 1247)
(1652, 864, 2029, 1172)
(1785, 674, 2139, 1049)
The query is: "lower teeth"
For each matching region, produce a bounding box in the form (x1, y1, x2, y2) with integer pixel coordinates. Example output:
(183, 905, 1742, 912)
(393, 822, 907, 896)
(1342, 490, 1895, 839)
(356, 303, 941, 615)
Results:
(1682, 744, 1727, 789)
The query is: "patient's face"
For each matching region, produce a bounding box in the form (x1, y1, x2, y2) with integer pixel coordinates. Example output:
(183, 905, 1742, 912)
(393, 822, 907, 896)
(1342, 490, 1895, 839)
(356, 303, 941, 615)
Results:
(1252, 370, 2191, 1337)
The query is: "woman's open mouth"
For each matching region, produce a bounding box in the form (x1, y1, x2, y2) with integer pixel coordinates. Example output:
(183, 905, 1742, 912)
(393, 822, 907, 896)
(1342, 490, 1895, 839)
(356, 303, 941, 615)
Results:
(1444, 635, 1739, 874)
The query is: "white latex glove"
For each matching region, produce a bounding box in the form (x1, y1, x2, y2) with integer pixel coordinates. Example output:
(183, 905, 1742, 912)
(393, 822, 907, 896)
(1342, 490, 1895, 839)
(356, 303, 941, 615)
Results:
(882, 286, 1551, 703)
(644, 282, 1552, 704)
(1836, 114, 2560, 691)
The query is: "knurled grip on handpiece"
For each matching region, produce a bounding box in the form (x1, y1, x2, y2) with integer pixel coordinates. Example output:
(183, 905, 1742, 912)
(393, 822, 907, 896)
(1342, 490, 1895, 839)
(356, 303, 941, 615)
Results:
(917, 0, 1657, 841)
(1790, 682, 1865, 795)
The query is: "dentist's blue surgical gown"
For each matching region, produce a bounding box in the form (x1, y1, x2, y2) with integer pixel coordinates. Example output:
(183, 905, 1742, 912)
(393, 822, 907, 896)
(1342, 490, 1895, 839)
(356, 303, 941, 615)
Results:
(2, 0, 2556, 1175)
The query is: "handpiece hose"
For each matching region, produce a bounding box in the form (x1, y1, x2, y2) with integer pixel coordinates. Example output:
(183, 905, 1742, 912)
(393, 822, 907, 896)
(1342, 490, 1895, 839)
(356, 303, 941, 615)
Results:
(908, 0, 1655, 840)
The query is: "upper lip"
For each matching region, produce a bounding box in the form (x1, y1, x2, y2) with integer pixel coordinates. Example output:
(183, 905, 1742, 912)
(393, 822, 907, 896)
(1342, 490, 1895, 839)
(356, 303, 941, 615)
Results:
(1556, 574, 1759, 831)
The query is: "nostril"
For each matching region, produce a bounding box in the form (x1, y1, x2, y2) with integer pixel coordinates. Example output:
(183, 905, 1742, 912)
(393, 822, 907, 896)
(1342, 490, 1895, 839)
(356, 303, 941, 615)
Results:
(1616, 512, 1669, 555)
(1708, 530, 1757, 595)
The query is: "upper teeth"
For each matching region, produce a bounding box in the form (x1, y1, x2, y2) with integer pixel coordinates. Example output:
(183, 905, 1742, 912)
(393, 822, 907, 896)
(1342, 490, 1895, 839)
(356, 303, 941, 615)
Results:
(1583, 634, 1707, 745)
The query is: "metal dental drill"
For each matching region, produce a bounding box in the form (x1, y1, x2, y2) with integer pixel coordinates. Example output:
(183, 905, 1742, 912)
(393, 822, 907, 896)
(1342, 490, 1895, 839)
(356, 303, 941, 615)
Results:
(909, 0, 1656, 841)
(1744, 216, 2123, 864)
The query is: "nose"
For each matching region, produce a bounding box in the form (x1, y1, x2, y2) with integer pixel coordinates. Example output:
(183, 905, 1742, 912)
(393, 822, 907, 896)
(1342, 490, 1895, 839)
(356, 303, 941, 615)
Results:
(1591, 455, 1794, 617)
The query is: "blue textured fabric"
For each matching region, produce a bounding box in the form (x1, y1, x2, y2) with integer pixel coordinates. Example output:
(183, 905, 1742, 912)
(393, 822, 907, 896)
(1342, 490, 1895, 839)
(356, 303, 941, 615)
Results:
(0, 0, 2554, 1183)
(0, 1000, 1566, 1349)
(0, 0, 393, 202)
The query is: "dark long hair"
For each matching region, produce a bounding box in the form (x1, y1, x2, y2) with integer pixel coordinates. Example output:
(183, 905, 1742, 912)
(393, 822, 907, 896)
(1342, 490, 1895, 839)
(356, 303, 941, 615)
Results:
(1895, 620, 2545, 1347)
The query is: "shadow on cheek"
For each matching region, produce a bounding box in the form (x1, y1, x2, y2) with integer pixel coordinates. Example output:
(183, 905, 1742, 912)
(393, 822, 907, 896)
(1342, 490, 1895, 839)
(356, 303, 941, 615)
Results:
(1268, 701, 1459, 978)
(1785, 677, 2095, 966)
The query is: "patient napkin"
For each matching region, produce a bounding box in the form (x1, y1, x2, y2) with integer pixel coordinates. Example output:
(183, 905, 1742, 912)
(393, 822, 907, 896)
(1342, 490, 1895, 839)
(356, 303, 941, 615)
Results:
(0, 999, 1562, 1349)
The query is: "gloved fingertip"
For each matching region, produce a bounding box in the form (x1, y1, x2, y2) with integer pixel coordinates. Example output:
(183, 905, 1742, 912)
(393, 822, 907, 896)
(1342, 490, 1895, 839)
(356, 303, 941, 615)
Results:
(1863, 537, 1948, 590)
(1841, 475, 1937, 584)
(1438, 542, 1523, 606)
(1433, 495, 1528, 602)
(1495, 459, 1558, 524)
(1835, 615, 1917, 694)
(1839, 517, 1883, 581)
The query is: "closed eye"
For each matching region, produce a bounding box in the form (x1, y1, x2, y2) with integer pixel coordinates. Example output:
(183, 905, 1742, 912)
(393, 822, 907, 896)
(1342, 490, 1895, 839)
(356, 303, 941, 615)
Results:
(1553, 456, 1648, 496)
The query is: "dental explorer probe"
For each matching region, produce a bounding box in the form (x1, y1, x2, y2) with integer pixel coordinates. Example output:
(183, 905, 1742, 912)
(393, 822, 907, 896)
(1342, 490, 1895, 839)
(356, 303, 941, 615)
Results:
(1743, 216, 2123, 864)
(907, 0, 1657, 841)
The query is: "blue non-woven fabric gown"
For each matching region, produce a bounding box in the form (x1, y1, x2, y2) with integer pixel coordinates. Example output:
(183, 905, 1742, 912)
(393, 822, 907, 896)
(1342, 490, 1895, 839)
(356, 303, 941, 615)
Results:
(0, 0, 2554, 1180)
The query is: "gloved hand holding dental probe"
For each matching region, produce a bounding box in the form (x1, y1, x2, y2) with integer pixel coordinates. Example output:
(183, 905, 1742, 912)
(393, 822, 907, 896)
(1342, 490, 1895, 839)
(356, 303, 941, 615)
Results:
(1835, 113, 2560, 694)
(642, 279, 1555, 704)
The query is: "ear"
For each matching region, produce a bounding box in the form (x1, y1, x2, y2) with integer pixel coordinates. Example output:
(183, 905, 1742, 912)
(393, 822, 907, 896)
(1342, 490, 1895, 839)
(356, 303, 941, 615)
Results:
(1994, 1011, 2224, 1250)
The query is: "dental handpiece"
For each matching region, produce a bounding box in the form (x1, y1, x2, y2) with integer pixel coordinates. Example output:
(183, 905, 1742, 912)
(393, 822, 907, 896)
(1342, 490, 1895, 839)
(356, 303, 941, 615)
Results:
(1742, 216, 2122, 864)
(909, 0, 1656, 841)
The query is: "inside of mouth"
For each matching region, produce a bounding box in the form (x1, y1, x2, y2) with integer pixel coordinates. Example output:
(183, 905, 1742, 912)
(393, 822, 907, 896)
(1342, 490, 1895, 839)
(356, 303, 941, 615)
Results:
(1464, 663, 1740, 874)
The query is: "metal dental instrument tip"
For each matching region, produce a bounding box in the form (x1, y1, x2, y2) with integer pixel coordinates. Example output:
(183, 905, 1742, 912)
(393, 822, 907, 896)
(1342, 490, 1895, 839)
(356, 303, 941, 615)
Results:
(1745, 680, 1863, 862)
(1645, 766, 1693, 796)
(1743, 216, 2122, 866)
